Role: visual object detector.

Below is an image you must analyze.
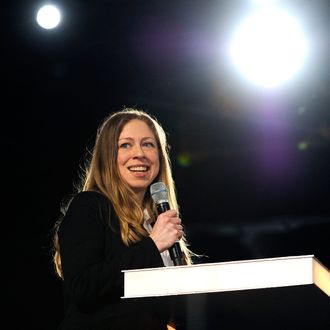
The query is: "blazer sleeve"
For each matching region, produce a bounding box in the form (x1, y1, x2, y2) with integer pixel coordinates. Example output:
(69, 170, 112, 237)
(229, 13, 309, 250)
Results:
(58, 191, 164, 310)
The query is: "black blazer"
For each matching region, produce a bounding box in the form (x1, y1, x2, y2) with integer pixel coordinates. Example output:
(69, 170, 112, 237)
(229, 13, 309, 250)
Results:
(57, 191, 170, 330)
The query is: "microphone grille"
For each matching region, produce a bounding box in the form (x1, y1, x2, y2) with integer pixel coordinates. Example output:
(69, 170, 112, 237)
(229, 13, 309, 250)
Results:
(150, 182, 168, 204)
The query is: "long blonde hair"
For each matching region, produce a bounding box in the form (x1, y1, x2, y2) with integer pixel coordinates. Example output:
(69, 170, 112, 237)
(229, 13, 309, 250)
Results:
(53, 108, 194, 279)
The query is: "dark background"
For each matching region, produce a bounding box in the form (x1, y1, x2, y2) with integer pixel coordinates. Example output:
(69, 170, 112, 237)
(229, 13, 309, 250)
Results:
(5, 0, 329, 328)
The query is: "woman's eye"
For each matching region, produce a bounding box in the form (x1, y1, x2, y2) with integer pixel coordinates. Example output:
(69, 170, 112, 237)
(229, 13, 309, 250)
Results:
(119, 142, 130, 149)
(143, 141, 155, 147)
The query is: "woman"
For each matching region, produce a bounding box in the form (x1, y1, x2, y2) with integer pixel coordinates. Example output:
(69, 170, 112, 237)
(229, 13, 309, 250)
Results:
(52, 108, 194, 329)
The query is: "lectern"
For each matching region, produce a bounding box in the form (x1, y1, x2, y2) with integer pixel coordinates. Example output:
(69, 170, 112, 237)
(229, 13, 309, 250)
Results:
(122, 255, 330, 329)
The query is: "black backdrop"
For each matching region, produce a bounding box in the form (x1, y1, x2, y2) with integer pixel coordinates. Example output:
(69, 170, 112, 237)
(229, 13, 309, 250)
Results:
(4, 1, 329, 328)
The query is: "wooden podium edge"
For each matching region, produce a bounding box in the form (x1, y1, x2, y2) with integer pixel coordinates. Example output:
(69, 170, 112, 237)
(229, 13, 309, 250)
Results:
(313, 256, 330, 297)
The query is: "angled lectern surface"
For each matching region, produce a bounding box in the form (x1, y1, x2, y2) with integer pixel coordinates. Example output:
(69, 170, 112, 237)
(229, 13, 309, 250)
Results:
(122, 255, 330, 330)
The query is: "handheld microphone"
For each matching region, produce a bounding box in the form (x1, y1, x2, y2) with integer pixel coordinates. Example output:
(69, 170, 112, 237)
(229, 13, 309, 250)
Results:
(150, 182, 184, 266)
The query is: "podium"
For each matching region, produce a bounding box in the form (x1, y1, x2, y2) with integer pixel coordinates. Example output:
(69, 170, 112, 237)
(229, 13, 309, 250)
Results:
(122, 255, 330, 329)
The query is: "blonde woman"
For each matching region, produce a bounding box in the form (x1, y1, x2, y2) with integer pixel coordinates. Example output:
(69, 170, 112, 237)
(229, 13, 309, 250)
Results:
(53, 108, 194, 330)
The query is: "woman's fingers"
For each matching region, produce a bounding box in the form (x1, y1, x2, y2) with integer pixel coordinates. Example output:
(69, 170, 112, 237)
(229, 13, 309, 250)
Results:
(149, 210, 184, 252)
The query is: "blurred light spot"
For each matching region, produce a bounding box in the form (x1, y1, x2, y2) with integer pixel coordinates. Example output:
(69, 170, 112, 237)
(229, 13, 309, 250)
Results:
(297, 141, 309, 151)
(228, 8, 308, 88)
(297, 105, 306, 115)
(36, 4, 61, 30)
(251, 0, 278, 5)
(176, 153, 191, 167)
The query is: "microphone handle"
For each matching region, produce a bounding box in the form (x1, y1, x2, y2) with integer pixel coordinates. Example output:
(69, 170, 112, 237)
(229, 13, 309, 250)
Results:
(169, 242, 184, 266)
(156, 202, 184, 266)
(156, 202, 170, 214)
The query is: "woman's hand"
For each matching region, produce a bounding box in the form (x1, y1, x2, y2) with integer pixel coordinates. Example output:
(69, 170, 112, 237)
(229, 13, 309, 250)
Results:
(149, 210, 183, 252)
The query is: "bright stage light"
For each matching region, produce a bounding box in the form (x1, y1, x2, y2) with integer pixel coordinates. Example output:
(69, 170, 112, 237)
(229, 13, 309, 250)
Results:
(36, 4, 61, 29)
(229, 8, 308, 88)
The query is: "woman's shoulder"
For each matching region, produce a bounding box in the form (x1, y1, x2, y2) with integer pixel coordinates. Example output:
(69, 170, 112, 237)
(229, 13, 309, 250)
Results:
(60, 191, 112, 218)
(71, 190, 109, 205)
(58, 191, 115, 232)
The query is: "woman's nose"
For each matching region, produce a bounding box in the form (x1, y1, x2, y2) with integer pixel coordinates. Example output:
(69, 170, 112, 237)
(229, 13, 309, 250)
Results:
(133, 144, 145, 157)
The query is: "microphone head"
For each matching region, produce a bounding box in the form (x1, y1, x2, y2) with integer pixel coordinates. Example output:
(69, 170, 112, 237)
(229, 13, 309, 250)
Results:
(150, 182, 168, 204)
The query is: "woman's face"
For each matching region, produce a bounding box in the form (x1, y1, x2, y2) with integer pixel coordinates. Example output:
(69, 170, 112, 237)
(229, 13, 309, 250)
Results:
(117, 119, 160, 201)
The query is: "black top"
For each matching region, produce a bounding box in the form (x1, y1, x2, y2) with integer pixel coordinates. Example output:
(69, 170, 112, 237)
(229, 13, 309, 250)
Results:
(57, 191, 170, 330)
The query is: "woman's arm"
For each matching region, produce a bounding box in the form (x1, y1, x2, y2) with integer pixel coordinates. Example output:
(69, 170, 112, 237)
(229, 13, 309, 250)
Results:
(58, 191, 163, 310)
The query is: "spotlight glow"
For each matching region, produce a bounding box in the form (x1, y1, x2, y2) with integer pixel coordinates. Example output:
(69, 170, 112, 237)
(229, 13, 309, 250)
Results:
(176, 153, 191, 167)
(36, 5, 61, 29)
(229, 8, 308, 88)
